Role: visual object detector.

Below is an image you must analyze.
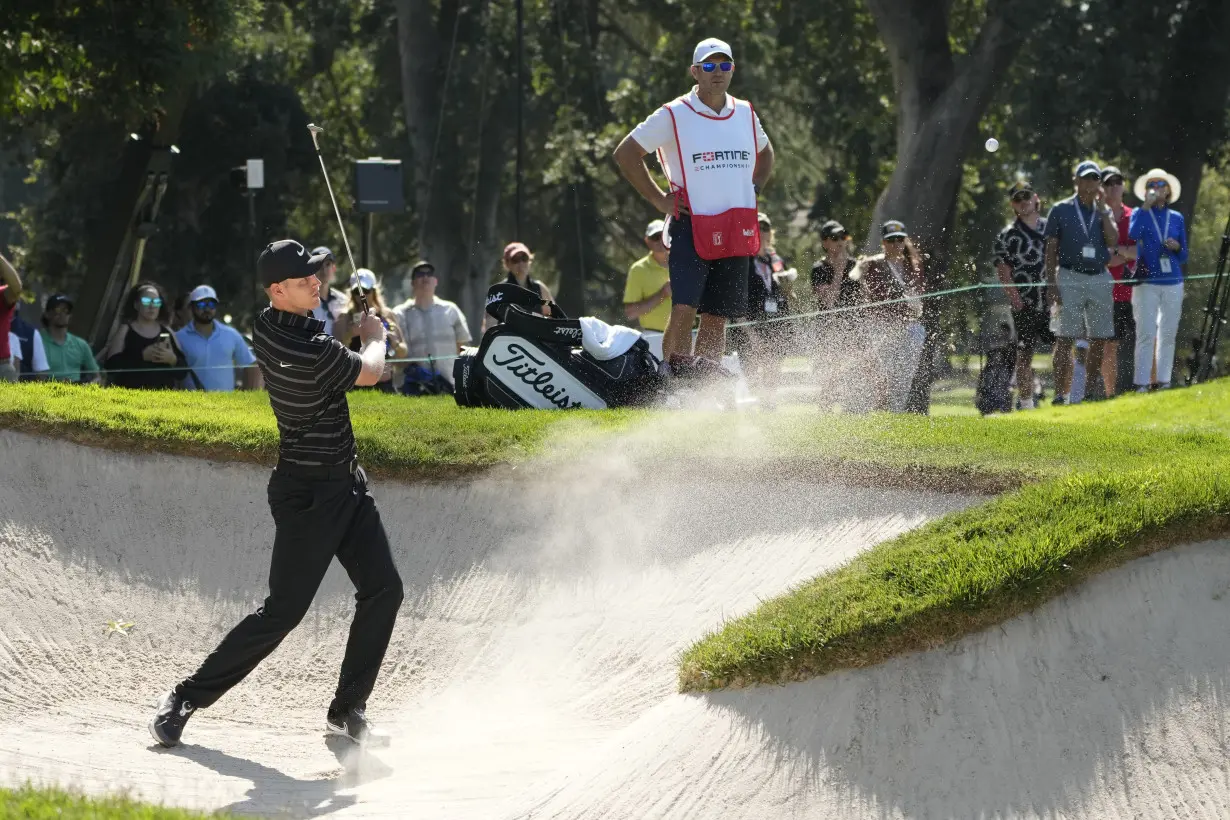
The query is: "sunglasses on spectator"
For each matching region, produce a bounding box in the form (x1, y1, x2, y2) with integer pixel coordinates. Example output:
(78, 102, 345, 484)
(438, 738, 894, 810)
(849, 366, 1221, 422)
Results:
(1011, 191, 1033, 202)
(1104, 177, 1124, 186)
(1147, 180, 1169, 189)
(884, 237, 906, 244)
(698, 61, 734, 73)
(140, 296, 163, 307)
(510, 253, 530, 264)
(192, 299, 218, 309)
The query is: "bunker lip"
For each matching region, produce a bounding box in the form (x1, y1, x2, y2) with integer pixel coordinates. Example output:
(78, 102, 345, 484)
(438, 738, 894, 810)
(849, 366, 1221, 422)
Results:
(0, 414, 1022, 495)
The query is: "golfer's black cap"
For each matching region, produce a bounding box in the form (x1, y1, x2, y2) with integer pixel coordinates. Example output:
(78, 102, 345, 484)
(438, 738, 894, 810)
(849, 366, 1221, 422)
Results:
(44, 293, 73, 311)
(259, 239, 329, 287)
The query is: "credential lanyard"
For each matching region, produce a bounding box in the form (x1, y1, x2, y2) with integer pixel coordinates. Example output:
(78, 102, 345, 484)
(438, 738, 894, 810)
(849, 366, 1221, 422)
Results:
(1147, 208, 1172, 252)
(1074, 197, 1098, 241)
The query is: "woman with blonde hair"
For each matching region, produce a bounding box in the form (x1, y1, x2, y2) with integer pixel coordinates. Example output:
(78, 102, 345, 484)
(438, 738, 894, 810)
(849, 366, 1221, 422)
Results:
(334, 269, 408, 393)
(854, 220, 926, 412)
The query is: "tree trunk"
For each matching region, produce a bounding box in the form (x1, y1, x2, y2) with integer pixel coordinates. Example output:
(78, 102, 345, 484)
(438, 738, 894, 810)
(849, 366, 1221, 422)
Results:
(865, 0, 1049, 411)
(1135, 0, 1230, 226)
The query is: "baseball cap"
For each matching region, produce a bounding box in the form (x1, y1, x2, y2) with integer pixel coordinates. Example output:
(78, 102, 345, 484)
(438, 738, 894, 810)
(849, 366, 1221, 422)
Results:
(1100, 165, 1125, 185)
(819, 220, 849, 240)
(311, 246, 334, 261)
(1007, 180, 1035, 199)
(258, 239, 330, 287)
(757, 212, 772, 228)
(411, 260, 436, 278)
(693, 38, 733, 64)
(44, 293, 73, 312)
(1074, 160, 1102, 180)
(882, 220, 909, 239)
(188, 285, 218, 303)
(503, 241, 532, 263)
(645, 219, 666, 239)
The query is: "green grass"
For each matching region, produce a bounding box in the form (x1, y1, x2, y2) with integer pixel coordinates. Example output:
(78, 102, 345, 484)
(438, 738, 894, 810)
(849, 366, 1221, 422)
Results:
(678, 383, 1230, 690)
(5, 379, 1230, 693)
(0, 785, 241, 818)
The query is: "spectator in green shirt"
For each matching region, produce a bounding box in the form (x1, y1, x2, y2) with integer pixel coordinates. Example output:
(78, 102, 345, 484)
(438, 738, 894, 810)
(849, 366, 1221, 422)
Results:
(41, 294, 99, 383)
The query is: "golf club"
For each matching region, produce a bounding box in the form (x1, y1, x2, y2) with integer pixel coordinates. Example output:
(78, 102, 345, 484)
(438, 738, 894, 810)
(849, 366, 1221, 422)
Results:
(307, 123, 369, 315)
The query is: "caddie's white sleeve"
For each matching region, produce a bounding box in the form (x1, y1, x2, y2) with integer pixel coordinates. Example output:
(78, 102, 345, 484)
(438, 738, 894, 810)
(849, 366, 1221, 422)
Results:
(753, 112, 770, 152)
(628, 107, 673, 154)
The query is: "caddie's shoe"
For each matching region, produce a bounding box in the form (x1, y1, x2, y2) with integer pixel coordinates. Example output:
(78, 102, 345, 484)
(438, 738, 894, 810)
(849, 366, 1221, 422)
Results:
(326, 706, 390, 747)
(149, 689, 195, 747)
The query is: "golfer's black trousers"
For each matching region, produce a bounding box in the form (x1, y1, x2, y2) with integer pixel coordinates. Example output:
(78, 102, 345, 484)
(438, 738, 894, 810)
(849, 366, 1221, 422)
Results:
(177, 463, 403, 714)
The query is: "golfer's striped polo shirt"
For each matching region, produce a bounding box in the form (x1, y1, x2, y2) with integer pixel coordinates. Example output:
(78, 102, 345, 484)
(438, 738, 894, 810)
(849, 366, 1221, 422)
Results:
(253, 306, 362, 466)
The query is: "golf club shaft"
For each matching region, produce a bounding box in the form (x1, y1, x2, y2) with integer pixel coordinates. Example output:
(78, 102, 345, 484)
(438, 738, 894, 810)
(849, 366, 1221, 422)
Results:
(308, 125, 369, 316)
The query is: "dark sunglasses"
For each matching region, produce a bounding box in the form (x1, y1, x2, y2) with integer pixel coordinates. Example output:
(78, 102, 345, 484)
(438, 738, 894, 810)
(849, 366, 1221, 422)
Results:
(139, 296, 163, 307)
(884, 236, 906, 244)
(1103, 177, 1124, 186)
(698, 61, 734, 73)
(1147, 180, 1169, 189)
(510, 254, 530, 263)
(1011, 191, 1033, 202)
(192, 299, 218, 309)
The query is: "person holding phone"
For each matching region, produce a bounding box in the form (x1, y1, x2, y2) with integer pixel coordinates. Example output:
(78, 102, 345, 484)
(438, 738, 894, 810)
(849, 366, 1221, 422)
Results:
(102, 281, 188, 389)
(1129, 168, 1188, 391)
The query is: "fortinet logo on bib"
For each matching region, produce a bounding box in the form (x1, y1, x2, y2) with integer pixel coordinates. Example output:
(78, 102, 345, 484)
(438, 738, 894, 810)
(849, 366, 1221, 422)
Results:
(691, 149, 752, 173)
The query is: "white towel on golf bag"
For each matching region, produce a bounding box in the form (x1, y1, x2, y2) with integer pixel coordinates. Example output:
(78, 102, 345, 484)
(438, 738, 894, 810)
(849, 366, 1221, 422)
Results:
(579, 316, 641, 361)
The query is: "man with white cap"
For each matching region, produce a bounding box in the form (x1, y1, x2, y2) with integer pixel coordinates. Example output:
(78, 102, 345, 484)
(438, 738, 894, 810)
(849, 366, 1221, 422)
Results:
(174, 284, 259, 390)
(1042, 159, 1122, 405)
(613, 37, 775, 370)
(622, 217, 672, 360)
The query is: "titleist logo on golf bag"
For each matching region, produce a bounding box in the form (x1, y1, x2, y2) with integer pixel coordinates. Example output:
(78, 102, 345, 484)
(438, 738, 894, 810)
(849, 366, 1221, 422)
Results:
(483, 337, 606, 409)
(554, 326, 582, 340)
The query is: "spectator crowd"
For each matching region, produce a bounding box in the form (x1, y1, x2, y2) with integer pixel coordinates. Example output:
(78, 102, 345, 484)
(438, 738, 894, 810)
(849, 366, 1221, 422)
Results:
(0, 159, 1193, 417)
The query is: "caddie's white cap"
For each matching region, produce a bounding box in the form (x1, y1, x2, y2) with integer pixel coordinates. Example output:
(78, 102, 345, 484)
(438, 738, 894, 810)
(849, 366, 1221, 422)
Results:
(188, 285, 218, 302)
(693, 38, 733, 64)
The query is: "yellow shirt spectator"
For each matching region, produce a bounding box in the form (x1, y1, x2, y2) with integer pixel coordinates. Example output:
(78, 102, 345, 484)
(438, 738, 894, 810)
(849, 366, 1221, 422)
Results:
(623, 254, 672, 332)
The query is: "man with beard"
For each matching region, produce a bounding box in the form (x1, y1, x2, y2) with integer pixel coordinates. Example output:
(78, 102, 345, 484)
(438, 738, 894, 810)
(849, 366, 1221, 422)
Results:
(175, 285, 259, 391)
(992, 180, 1050, 410)
(40, 294, 99, 383)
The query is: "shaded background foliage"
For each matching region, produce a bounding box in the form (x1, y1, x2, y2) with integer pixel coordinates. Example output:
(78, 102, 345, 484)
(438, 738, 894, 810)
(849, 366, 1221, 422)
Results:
(2, 0, 1230, 366)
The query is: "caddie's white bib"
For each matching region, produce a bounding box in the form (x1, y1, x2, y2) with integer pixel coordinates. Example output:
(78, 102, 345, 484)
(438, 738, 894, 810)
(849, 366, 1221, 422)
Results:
(661, 95, 760, 260)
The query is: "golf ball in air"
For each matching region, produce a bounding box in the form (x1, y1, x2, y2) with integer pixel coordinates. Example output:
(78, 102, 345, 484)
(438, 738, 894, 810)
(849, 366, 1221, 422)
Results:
(985, 137, 1000, 152)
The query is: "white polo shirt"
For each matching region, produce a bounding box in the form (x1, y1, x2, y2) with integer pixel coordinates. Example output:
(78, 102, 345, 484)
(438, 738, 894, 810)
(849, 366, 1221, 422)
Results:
(629, 86, 770, 189)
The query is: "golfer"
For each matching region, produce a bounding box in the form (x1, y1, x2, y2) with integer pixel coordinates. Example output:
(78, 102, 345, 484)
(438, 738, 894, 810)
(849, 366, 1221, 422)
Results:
(613, 37, 774, 369)
(150, 239, 404, 748)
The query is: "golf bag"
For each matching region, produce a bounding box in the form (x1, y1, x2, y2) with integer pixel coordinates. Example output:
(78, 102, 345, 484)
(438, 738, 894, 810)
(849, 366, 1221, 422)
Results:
(453, 284, 664, 410)
(975, 303, 1016, 415)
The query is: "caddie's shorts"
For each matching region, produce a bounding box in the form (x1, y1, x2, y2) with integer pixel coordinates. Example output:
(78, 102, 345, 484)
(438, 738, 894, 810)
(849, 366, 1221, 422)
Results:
(667, 215, 750, 319)
(1053, 267, 1114, 340)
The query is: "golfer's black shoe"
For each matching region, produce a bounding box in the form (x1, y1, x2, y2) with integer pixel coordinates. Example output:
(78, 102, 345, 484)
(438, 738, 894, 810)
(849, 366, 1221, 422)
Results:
(326, 706, 390, 747)
(149, 689, 195, 747)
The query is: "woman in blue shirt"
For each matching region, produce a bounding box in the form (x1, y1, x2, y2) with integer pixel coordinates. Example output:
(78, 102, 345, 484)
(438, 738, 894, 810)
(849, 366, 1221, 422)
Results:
(1128, 168, 1187, 391)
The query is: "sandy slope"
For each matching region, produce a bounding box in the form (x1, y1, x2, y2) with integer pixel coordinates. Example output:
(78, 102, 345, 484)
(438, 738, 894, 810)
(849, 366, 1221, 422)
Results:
(3, 426, 1228, 819)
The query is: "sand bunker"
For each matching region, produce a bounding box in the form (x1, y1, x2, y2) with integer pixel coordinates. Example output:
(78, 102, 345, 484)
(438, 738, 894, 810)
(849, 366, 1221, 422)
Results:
(2, 428, 1227, 818)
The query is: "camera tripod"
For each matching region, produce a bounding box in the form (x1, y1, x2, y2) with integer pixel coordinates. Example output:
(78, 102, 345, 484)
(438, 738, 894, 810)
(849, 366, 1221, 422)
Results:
(1187, 209, 1230, 384)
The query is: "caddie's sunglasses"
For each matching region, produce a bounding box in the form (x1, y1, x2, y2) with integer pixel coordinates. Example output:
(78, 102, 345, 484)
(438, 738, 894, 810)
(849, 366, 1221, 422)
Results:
(699, 61, 734, 73)
(193, 299, 218, 309)
(140, 296, 163, 307)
